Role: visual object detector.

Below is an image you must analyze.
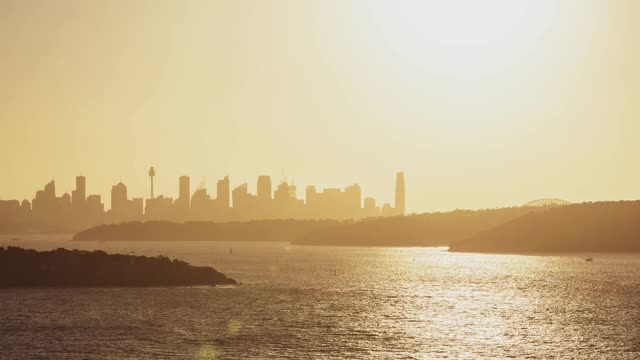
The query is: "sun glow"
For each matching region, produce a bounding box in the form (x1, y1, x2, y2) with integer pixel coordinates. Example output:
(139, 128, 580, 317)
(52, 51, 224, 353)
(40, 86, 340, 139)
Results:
(367, 0, 557, 79)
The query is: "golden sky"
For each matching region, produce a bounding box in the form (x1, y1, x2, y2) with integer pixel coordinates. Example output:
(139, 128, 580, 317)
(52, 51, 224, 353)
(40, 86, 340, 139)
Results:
(1, 0, 639, 212)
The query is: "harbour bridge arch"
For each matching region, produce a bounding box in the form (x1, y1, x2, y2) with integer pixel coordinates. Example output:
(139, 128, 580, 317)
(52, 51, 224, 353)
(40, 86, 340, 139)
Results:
(522, 198, 571, 208)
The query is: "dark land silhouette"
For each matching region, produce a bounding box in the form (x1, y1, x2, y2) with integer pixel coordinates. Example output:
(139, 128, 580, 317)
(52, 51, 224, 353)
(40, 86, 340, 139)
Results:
(449, 201, 640, 253)
(293, 206, 550, 246)
(73, 219, 341, 242)
(0, 246, 237, 287)
(0, 170, 405, 233)
(74, 206, 553, 246)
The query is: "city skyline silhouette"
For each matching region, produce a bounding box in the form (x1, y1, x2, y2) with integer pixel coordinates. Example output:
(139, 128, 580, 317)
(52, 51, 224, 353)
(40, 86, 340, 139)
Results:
(1, 1, 639, 359)
(0, 168, 406, 232)
(2, 1, 639, 213)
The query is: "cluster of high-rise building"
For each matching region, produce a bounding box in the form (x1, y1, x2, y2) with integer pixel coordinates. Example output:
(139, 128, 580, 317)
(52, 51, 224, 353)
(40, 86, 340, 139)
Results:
(0, 176, 107, 232)
(0, 168, 405, 232)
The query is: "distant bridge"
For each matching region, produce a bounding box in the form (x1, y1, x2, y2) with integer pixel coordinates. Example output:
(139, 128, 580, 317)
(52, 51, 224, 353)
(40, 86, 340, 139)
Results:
(522, 198, 572, 208)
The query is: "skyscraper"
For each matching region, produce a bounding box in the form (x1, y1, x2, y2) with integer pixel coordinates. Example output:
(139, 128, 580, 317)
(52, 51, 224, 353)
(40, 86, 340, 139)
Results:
(232, 183, 249, 210)
(345, 184, 362, 211)
(274, 181, 292, 202)
(305, 186, 317, 207)
(44, 180, 55, 199)
(71, 176, 87, 229)
(179, 176, 190, 209)
(111, 182, 127, 214)
(217, 176, 230, 208)
(364, 197, 376, 210)
(257, 176, 272, 201)
(72, 176, 86, 206)
(395, 172, 405, 215)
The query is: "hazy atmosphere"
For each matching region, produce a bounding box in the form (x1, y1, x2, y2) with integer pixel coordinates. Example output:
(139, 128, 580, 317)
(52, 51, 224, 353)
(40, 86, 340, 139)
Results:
(2, 0, 639, 212)
(3, 2, 640, 359)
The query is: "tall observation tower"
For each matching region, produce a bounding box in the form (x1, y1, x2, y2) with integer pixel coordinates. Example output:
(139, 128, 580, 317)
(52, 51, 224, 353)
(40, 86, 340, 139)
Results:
(149, 166, 156, 199)
(395, 171, 405, 215)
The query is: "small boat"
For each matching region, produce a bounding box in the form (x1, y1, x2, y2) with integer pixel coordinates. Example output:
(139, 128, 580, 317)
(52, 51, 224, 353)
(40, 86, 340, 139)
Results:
(229, 248, 233, 255)
(585, 257, 594, 262)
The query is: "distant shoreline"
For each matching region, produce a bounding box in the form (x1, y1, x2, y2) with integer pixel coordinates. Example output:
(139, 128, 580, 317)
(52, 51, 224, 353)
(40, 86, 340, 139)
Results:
(72, 219, 341, 242)
(448, 201, 640, 254)
(64, 201, 640, 254)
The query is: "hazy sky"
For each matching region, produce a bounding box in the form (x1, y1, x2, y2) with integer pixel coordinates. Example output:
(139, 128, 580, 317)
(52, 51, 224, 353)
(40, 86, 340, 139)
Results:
(1, 0, 639, 212)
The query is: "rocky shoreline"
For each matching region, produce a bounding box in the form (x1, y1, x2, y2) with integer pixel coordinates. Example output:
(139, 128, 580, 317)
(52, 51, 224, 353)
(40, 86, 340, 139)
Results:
(0, 247, 237, 287)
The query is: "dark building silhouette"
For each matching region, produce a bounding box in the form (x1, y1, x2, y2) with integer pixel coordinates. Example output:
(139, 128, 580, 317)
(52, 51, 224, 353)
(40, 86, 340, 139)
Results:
(232, 183, 258, 221)
(381, 202, 394, 217)
(111, 182, 127, 214)
(31, 180, 73, 229)
(306, 186, 318, 206)
(0, 199, 31, 232)
(176, 176, 190, 211)
(345, 184, 362, 213)
(395, 172, 405, 215)
(257, 176, 272, 201)
(145, 195, 173, 220)
(72, 176, 86, 207)
(191, 187, 215, 221)
(131, 198, 144, 219)
(305, 184, 362, 219)
(109, 182, 143, 223)
(32, 180, 54, 227)
(217, 176, 230, 208)
(86, 194, 104, 226)
(364, 197, 376, 211)
(71, 176, 87, 229)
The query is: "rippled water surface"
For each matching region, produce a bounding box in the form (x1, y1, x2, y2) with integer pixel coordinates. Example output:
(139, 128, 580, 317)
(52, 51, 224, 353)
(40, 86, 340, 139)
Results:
(1, 235, 639, 359)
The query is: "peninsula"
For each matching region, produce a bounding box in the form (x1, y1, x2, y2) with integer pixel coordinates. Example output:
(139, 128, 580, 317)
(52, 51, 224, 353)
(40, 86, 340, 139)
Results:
(73, 219, 339, 242)
(0, 247, 237, 287)
(73, 207, 546, 246)
(449, 201, 640, 253)
(293, 206, 546, 247)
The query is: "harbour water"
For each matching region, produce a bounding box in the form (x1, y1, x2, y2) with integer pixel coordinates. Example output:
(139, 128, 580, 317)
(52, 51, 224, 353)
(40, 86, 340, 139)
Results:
(1, 235, 639, 359)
